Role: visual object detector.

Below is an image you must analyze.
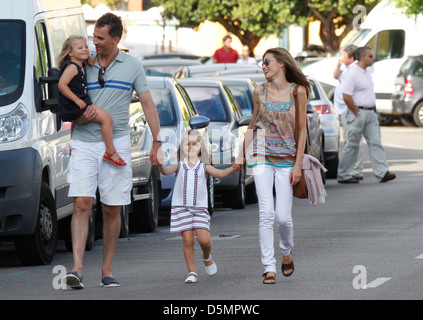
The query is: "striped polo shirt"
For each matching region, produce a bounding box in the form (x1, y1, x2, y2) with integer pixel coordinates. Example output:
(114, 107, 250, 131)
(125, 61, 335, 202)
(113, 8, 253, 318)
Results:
(71, 49, 149, 142)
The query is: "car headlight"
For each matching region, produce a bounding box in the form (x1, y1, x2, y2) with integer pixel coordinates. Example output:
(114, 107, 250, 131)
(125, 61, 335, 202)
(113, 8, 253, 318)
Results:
(0, 103, 29, 143)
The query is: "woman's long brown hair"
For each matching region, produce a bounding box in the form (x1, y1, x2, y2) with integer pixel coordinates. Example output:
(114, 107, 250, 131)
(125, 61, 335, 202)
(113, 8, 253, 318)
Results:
(263, 47, 311, 98)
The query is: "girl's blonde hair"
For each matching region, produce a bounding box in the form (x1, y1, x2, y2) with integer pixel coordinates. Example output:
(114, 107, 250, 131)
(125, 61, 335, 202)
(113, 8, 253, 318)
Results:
(57, 35, 87, 69)
(178, 130, 211, 164)
(263, 47, 311, 98)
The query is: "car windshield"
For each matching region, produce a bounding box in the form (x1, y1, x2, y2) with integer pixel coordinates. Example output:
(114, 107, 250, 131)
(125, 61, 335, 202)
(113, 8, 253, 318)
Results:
(308, 82, 320, 101)
(226, 84, 253, 115)
(184, 86, 229, 122)
(144, 66, 182, 77)
(0, 20, 25, 107)
(336, 28, 371, 55)
(399, 58, 414, 76)
(150, 88, 177, 126)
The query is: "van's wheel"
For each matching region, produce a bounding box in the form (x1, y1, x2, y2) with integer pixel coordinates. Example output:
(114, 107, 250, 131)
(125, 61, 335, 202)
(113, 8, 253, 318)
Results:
(14, 182, 58, 266)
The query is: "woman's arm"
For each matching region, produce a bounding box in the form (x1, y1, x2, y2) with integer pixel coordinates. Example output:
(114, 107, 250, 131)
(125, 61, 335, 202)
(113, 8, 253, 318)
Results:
(235, 85, 261, 164)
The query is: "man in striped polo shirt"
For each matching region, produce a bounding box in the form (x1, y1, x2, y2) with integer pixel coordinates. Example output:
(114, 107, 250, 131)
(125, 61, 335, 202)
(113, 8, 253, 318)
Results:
(64, 13, 161, 289)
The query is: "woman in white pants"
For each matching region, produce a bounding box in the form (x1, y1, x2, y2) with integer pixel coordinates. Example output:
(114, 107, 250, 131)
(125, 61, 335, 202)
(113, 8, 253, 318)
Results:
(237, 47, 310, 284)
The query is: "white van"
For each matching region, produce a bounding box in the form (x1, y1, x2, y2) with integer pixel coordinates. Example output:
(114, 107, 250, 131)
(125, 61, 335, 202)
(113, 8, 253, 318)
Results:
(302, 0, 423, 124)
(0, 0, 87, 265)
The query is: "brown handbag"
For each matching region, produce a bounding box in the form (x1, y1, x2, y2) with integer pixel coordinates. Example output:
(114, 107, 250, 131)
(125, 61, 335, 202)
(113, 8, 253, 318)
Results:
(292, 84, 312, 199)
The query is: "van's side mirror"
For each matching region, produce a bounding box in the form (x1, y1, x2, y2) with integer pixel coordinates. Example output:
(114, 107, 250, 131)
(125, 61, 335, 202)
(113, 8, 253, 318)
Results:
(41, 67, 60, 113)
(35, 67, 60, 113)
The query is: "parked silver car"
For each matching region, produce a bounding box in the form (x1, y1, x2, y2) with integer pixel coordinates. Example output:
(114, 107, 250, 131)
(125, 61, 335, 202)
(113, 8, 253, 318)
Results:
(307, 76, 340, 178)
(391, 55, 423, 127)
(178, 78, 255, 208)
(142, 77, 210, 214)
(195, 77, 256, 116)
(141, 58, 201, 77)
(174, 63, 262, 79)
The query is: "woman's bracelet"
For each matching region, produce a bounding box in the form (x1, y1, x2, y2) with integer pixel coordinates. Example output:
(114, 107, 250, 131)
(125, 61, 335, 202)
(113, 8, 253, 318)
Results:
(153, 140, 162, 144)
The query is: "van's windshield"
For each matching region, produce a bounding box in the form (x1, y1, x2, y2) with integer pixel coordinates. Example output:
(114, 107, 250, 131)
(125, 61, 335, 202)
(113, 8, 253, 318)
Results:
(336, 28, 372, 55)
(0, 20, 25, 107)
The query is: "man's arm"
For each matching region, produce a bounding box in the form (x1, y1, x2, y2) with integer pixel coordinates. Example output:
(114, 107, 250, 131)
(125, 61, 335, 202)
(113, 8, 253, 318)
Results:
(138, 91, 161, 165)
(343, 93, 360, 116)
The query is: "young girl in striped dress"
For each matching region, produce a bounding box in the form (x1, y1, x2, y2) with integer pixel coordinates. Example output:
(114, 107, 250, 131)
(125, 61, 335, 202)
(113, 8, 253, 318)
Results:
(159, 130, 242, 283)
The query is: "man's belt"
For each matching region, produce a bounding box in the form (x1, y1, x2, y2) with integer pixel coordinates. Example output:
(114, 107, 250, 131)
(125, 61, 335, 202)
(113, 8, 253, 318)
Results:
(358, 106, 376, 110)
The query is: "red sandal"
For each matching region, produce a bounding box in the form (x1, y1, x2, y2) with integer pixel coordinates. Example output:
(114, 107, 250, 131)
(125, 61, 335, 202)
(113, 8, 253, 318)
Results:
(103, 151, 127, 166)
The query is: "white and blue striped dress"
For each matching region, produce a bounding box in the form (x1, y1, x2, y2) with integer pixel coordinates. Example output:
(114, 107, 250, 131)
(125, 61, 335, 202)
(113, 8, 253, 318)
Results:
(170, 159, 210, 234)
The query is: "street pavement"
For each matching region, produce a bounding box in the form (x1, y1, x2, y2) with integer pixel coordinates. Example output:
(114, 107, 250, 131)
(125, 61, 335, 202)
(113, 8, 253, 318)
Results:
(1, 126, 422, 304)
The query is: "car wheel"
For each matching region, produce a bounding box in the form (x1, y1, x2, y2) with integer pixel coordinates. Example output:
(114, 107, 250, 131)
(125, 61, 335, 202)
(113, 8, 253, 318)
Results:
(230, 169, 246, 209)
(63, 208, 95, 251)
(129, 169, 160, 233)
(325, 153, 339, 179)
(207, 175, 214, 215)
(413, 102, 423, 127)
(120, 204, 130, 238)
(399, 116, 416, 127)
(245, 181, 258, 204)
(14, 182, 58, 266)
(319, 148, 326, 185)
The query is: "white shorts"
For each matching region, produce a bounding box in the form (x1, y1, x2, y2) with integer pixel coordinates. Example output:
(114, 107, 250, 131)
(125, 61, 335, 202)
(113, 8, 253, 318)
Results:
(67, 135, 132, 206)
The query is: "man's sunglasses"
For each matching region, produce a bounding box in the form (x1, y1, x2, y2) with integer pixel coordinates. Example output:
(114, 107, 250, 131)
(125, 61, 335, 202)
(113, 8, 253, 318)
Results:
(98, 67, 106, 87)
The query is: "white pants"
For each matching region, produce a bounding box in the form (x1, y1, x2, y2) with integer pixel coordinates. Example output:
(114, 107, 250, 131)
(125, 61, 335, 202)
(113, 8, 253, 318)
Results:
(253, 165, 293, 274)
(67, 135, 132, 206)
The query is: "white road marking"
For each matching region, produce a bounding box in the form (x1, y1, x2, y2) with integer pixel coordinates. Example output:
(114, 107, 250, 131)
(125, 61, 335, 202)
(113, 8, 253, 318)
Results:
(361, 277, 391, 289)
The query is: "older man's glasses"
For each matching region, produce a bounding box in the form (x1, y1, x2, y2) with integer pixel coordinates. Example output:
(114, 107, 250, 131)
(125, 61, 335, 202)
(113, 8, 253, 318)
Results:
(98, 67, 106, 87)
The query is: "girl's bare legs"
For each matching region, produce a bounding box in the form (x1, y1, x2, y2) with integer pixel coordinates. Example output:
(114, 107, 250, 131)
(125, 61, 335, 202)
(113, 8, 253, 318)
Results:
(181, 230, 196, 274)
(86, 105, 124, 164)
(196, 228, 213, 267)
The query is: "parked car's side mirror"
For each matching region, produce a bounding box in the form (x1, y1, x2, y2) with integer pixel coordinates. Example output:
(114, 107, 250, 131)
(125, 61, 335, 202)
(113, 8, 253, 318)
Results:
(307, 103, 316, 114)
(189, 115, 210, 129)
(237, 114, 252, 126)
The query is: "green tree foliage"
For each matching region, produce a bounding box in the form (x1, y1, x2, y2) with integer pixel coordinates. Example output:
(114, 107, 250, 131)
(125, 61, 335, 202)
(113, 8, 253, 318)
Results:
(392, 0, 423, 16)
(292, 0, 380, 52)
(152, 0, 297, 55)
(153, 0, 381, 54)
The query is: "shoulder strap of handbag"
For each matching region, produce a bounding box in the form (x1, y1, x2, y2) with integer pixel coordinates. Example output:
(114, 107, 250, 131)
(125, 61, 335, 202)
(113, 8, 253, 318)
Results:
(293, 84, 313, 156)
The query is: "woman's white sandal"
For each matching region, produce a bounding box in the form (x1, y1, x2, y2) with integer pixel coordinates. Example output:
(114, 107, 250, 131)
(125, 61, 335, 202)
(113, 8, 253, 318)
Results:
(185, 272, 198, 283)
(203, 255, 217, 276)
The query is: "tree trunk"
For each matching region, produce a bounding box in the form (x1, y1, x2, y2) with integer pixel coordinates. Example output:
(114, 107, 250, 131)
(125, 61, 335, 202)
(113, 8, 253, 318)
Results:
(309, 5, 355, 54)
(216, 16, 262, 56)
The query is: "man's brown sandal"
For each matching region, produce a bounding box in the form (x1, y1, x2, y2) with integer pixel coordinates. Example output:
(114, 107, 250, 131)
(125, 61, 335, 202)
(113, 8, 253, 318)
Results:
(262, 272, 276, 284)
